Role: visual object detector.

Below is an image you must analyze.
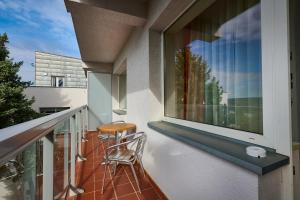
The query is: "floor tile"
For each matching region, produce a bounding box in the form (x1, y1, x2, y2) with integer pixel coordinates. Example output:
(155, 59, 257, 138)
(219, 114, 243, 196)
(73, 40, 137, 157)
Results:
(138, 188, 160, 200)
(112, 174, 130, 186)
(117, 193, 139, 200)
(66, 132, 164, 200)
(114, 183, 135, 198)
(95, 189, 116, 199)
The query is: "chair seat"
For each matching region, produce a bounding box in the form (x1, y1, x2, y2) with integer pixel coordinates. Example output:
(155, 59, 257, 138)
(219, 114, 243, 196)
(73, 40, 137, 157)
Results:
(108, 149, 135, 162)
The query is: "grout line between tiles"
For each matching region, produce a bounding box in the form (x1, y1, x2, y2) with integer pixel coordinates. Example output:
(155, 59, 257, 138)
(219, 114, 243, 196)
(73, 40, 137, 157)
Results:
(115, 191, 139, 199)
(124, 166, 141, 200)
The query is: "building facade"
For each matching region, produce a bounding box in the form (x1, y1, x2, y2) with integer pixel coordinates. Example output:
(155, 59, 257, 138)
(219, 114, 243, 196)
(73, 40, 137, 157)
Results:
(35, 51, 87, 88)
(65, 0, 299, 199)
(24, 52, 87, 114)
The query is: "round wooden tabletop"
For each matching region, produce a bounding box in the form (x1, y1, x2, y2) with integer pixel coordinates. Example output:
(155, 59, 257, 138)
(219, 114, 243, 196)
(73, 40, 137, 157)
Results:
(97, 123, 136, 133)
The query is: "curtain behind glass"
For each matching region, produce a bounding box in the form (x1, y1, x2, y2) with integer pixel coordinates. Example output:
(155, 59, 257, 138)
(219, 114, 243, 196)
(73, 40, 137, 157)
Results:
(164, 0, 263, 134)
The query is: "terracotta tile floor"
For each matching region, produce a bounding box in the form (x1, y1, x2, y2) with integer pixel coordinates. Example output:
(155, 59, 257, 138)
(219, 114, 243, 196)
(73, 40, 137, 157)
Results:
(66, 132, 167, 200)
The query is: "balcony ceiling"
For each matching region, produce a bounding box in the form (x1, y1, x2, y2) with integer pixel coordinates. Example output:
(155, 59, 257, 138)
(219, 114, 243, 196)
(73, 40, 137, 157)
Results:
(65, 0, 148, 63)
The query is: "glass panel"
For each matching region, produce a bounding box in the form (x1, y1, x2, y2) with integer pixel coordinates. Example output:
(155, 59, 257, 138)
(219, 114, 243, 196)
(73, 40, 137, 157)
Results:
(51, 76, 56, 87)
(53, 119, 70, 199)
(0, 141, 42, 200)
(36, 140, 43, 200)
(164, 0, 263, 134)
(58, 78, 64, 87)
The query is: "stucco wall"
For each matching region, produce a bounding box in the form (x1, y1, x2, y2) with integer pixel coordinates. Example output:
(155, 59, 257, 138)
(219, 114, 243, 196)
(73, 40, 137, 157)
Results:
(112, 24, 264, 200)
(24, 87, 87, 112)
(111, 1, 291, 199)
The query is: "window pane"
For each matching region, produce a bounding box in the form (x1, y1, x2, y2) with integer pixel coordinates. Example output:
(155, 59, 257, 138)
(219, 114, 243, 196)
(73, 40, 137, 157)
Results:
(51, 77, 56, 87)
(164, 0, 263, 134)
(58, 78, 64, 87)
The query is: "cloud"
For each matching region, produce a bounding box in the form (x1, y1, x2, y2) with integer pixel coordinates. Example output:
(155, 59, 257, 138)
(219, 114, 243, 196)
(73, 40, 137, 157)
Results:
(215, 4, 261, 41)
(8, 44, 34, 64)
(18, 65, 35, 83)
(0, 0, 80, 82)
(0, 0, 72, 29)
(8, 44, 35, 82)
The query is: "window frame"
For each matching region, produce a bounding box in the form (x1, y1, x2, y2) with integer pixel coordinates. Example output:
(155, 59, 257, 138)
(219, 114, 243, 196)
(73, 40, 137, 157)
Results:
(51, 76, 64, 88)
(161, 0, 287, 148)
(118, 71, 127, 111)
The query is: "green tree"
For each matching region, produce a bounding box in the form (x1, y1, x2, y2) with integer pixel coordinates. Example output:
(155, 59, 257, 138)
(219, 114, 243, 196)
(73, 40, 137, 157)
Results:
(0, 33, 39, 128)
(175, 47, 224, 124)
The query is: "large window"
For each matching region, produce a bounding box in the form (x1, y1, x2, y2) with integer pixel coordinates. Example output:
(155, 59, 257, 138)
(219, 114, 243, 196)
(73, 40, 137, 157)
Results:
(164, 0, 262, 134)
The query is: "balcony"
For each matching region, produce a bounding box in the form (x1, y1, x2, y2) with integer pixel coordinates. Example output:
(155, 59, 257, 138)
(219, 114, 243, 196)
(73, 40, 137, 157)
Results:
(0, 106, 166, 200)
(0, 0, 298, 199)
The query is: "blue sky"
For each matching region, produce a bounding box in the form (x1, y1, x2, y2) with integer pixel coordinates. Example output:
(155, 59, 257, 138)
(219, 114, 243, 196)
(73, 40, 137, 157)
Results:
(189, 3, 262, 98)
(0, 0, 80, 83)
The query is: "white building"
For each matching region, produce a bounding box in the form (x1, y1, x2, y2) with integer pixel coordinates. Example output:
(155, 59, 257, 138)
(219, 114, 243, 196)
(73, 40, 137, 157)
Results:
(35, 51, 86, 88)
(24, 52, 87, 114)
(63, 0, 299, 199)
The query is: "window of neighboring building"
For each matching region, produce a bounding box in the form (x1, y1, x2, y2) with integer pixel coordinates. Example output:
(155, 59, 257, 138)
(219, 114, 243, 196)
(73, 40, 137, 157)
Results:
(164, 0, 262, 134)
(51, 76, 64, 87)
(118, 72, 127, 110)
(40, 107, 70, 115)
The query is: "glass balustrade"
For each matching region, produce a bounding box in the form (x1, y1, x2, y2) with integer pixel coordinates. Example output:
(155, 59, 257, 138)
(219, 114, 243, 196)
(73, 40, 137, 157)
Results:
(0, 105, 87, 200)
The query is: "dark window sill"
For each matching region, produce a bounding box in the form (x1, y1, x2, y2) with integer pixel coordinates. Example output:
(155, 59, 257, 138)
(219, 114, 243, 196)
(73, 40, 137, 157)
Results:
(148, 121, 289, 175)
(113, 109, 127, 115)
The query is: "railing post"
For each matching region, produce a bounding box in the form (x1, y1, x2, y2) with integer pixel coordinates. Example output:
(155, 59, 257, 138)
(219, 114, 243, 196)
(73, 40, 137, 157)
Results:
(68, 115, 84, 197)
(42, 131, 54, 200)
(63, 124, 69, 191)
(76, 111, 87, 162)
(85, 106, 88, 132)
(81, 108, 88, 142)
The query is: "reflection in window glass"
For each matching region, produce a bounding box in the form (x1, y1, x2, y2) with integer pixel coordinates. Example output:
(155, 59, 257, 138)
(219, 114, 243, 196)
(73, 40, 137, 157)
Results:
(164, 0, 262, 134)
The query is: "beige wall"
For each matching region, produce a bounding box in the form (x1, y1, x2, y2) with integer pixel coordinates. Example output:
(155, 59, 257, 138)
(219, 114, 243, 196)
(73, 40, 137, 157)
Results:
(24, 87, 87, 112)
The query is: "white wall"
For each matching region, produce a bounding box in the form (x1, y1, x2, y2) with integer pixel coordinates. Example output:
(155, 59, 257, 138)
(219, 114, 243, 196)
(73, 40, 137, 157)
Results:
(24, 87, 87, 112)
(111, 0, 292, 199)
(293, 149, 300, 199)
(113, 26, 265, 200)
(112, 75, 127, 122)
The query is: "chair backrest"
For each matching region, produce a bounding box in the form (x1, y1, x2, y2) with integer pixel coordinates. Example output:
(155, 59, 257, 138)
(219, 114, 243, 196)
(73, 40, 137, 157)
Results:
(132, 132, 146, 158)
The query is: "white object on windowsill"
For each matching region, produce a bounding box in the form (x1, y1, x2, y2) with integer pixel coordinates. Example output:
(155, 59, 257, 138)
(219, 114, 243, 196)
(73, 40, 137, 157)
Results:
(246, 146, 266, 158)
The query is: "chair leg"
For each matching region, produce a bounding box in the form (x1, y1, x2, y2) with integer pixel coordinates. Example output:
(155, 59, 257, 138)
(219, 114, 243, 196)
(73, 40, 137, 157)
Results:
(101, 163, 108, 194)
(138, 157, 145, 177)
(130, 163, 141, 193)
(112, 161, 117, 175)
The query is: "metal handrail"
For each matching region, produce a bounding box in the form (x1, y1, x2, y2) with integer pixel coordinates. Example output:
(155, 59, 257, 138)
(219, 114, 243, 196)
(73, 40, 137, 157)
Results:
(0, 105, 87, 165)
